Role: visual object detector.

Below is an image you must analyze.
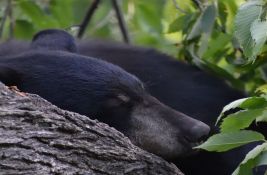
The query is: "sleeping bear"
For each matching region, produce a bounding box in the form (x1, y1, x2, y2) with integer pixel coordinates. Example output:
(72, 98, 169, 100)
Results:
(0, 29, 210, 161)
(1, 29, 261, 175)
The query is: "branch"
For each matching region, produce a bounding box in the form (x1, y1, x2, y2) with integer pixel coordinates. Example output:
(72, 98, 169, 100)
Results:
(77, 0, 101, 38)
(0, 82, 183, 175)
(111, 0, 131, 44)
(191, 0, 203, 11)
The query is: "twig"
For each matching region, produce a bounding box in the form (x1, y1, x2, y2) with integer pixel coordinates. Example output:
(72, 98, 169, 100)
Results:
(77, 0, 101, 38)
(0, 0, 10, 39)
(111, 0, 130, 44)
(8, 0, 14, 39)
(192, 0, 203, 11)
(172, 0, 187, 14)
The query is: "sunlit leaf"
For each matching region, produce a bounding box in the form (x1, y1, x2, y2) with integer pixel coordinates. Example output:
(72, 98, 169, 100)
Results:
(234, 0, 263, 60)
(216, 97, 267, 125)
(14, 20, 34, 39)
(195, 130, 265, 152)
(250, 19, 267, 60)
(220, 109, 264, 132)
(50, 0, 74, 27)
(203, 33, 232, 59)
(18, 0, 59, 29)
(256, 84, 267, 94)
(233, 142, 267, 175)
(168, 15, 188, 33)
(187, 4, 216, 40)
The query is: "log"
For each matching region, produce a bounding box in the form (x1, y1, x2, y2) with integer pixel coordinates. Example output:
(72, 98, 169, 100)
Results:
(0, 82, 183, 175)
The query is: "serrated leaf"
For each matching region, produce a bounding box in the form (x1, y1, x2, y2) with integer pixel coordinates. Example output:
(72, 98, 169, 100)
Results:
(256, 151, 267, 166)
(216, 97, 267, 125)
(240, 97, 267, 109)
(255, 109, 267, 122)
(195, 130, 265, 152)
(216, 98, 248, 125)
(186, 44, 243, 89)
(250, 19, 267, 59)
(220, 109, 264, 132)
(187, 4, 216, 40)
(232, 142, 267, 175)
(234, 0, 263, 60)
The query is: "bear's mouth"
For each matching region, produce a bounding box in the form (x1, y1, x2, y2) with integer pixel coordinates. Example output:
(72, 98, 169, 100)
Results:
(183, 136, 205, 149)
(177, 138, 205, 157)
(190, 140, 204, 148)
(187, 140, 205, 156)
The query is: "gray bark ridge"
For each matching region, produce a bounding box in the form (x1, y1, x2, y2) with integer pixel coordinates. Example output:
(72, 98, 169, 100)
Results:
(0, 82, 183, 175)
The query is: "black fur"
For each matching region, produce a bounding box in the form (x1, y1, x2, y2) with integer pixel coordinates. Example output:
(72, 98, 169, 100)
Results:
(0, 29, 210, 161)
(32, 29, 77, 52)
(78, 40, 244, 130)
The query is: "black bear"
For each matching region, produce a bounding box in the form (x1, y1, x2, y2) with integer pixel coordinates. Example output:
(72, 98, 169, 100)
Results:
(1, 30, 262, 175)
(0, 29, 210, 161)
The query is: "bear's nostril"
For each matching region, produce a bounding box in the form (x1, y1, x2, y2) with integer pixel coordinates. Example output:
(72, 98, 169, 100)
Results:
(189, 122, 210, 142)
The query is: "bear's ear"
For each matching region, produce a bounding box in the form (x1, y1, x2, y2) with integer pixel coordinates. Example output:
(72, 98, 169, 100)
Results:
(31, 29, 77, 53)
(0, 65, 20, 86)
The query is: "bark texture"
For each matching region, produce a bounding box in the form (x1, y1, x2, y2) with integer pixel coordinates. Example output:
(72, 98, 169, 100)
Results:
(0, 82, 183, 175)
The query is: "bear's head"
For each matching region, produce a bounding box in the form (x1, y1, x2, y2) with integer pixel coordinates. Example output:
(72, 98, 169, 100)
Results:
(0, 29, 210, 159)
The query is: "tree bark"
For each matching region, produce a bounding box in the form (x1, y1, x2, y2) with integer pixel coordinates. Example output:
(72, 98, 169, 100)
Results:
(0, 82, 183, 175)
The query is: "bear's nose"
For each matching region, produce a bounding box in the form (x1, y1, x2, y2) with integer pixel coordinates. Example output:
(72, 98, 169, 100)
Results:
(189, 122, 210, 142)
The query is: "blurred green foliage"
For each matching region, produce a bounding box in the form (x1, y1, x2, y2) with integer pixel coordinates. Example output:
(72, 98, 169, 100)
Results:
(0, 0, 169, 46)
(2, 0, 262, 94)
(195, 1, 267, 174)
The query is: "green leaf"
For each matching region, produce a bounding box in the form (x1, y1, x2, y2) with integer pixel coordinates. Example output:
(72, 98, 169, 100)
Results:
(187, 4, 217, 40)
(14, 20, 34, 39)
(250, 19, 267, 59)
(256, 151, 267, 166)
(234, 0, 263, 60)
(232, 142, 267, 175)
(256, 84, 267, 94)
(255, 109, 267, 122)
(203, 33, 232, 59)
(18, 1, 59, 29)
(197, 33, 210, 57)
(195, 130, 265, 152)
(219, 98, 248, 115)
(72, 0, 92, 23)
(135, 0, 164, 33)
(220, 109, 264, 132)
(186, 44, 243, 89)
(168, 15, 187, 33)
(18, 1, 44, 26)
(240, 97, 267, 109)
(50, 0, 74, 28)
(216, 97, 267, 125)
